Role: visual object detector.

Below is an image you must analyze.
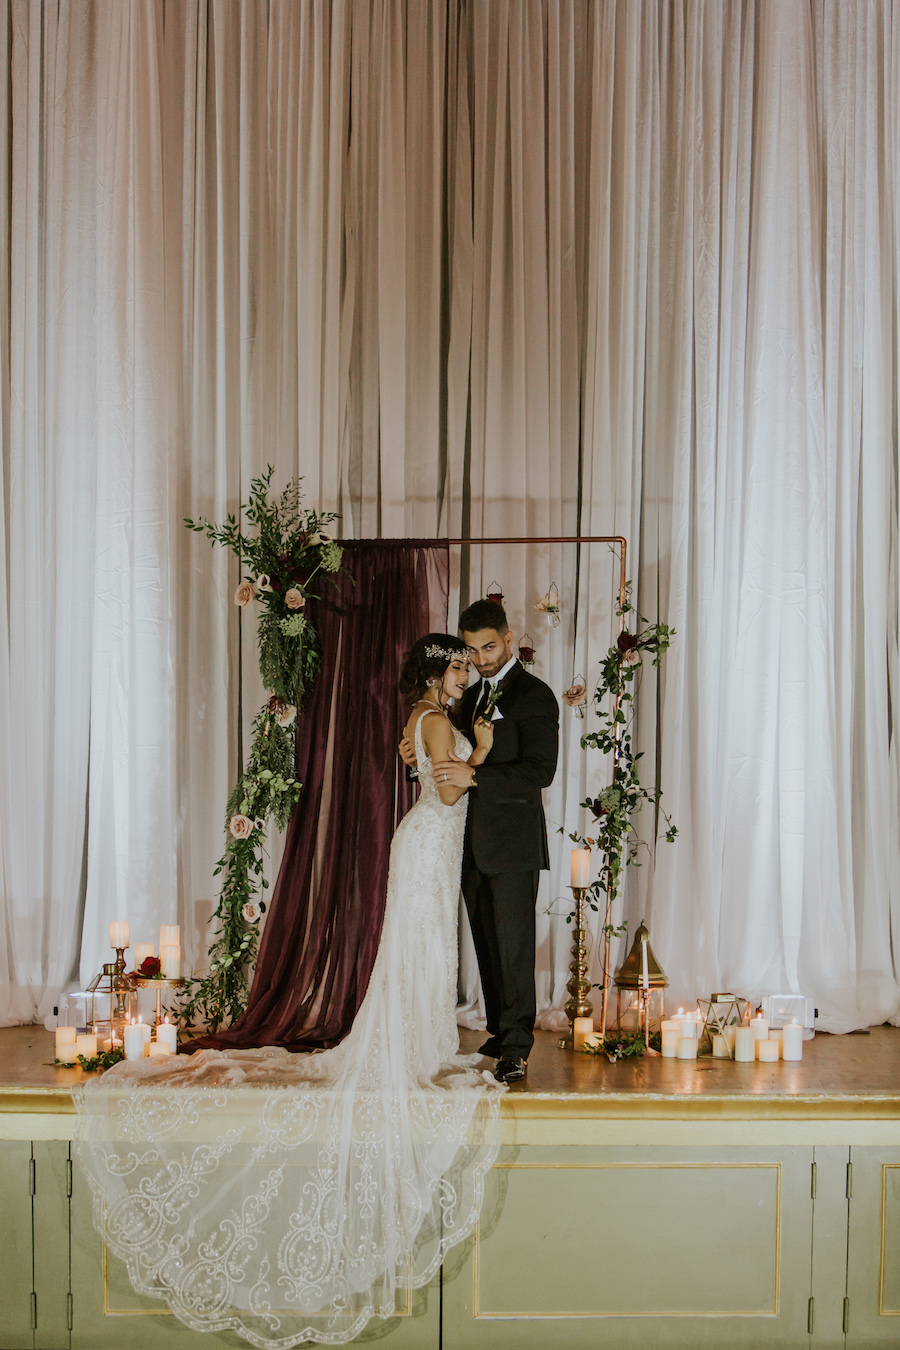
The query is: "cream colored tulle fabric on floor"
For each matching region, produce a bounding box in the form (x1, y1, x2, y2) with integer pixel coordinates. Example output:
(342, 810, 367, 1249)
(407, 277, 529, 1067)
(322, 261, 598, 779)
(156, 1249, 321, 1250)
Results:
(75, 717, 503, 1346)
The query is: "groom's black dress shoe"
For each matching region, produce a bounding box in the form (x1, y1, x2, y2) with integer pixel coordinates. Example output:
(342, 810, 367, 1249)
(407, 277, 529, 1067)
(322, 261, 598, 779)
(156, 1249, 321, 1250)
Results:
(494, 1056, 527, 1083)
(479, 1037, 503, 1058)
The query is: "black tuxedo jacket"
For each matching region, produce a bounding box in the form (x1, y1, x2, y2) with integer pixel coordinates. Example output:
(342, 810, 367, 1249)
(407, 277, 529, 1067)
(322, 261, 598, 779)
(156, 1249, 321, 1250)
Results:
(458, 661, 559, 875)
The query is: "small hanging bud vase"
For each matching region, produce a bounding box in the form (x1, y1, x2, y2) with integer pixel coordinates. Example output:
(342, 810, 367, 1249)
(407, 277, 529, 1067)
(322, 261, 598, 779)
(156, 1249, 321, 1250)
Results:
(563, 674, 588, 719)
(485, 581, 505, 604)
(518, 633, 536, 666)
(535, 582, 561, 628)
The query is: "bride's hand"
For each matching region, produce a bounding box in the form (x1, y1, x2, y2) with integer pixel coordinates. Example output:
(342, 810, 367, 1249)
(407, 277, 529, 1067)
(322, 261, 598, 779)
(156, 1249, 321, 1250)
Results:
(473, 715, 494, 752)
(398, 735, 416, 768)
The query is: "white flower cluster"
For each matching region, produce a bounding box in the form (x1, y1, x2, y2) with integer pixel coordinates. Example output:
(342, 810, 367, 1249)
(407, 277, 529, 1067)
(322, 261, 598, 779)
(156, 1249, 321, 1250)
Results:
(279, 612, 308, 638)
(320, 541, 343, 573)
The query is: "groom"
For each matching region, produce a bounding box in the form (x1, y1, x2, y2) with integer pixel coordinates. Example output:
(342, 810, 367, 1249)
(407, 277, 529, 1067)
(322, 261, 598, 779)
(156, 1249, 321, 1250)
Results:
(432, 599, 559, 1083)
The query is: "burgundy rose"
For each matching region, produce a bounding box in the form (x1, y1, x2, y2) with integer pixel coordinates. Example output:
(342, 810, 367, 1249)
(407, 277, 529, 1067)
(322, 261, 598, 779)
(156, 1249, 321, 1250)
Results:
(589, 797, 608, 819)
(138, 955, 161, 977)
(617, 631, 639, 652)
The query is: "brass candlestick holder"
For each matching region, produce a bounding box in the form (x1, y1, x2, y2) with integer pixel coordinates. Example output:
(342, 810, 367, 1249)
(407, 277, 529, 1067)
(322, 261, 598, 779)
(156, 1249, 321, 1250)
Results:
(558, 886, 593, 1050)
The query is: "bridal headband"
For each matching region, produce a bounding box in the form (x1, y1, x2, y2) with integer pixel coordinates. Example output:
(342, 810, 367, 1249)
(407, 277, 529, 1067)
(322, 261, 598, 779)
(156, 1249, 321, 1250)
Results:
(425, 643, 460, 660)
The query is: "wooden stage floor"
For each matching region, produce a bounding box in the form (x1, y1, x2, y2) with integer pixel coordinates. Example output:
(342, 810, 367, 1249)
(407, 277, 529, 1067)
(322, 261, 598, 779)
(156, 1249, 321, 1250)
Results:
(2, 1022, 899, 1129)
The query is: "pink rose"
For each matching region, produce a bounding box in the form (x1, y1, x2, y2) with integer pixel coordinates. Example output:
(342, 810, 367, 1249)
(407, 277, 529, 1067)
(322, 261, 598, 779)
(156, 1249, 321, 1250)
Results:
(234, 580, 256, 608)
(242, 902, 261, 923)
(229, 814, 254, 840)
(624, 648, 642, 666)
(562, 682, 587, 707)
(284, 588, 305, 610)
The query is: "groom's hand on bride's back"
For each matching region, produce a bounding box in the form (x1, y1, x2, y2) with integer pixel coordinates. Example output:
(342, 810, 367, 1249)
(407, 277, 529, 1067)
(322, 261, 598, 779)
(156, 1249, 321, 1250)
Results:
(398, 735, 416, 768)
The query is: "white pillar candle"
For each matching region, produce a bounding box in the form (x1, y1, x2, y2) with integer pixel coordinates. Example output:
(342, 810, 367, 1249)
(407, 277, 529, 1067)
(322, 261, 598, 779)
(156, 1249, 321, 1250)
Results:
(661, 1030, 679, 1058)
(160, 924, 180, 947)
(769, 1028, 783, 1057)
(55, 1026, 78, 1063)
(751, 1014, 769, 1043)
(679, 1017, 700, 1040)
(758, 1039, 779, 1062)
(734, 1027, 755, 1061)
(573, 1017, 594, 1050)
(661, 1019, 680, 1035)
(782, 1021, 804, 1061)
(134, 942, 155, 968)
(712, 1034, 730, 1059)
(641, 937, 649, 990)
(76, 1033, 98, 1060)
(148, 1040, 172, 1057)
(123, 1021, 145, 1061)
(156, 1018, 178, 1054)
(136, 1016, 151, 1054)
(109, 920, 130, 950)
(676, 1037, 698, 1060)
(160, 945, 181, 978)
(570, 850, 590, 888)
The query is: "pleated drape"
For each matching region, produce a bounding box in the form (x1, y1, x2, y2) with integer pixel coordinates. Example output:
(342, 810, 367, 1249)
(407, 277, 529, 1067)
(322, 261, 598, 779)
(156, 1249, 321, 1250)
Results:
(2, 0, 899, 1034)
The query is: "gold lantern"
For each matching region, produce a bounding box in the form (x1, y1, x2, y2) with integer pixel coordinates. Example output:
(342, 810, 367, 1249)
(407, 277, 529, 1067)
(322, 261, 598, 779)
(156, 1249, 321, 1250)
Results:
(614, 922, 668, 1041)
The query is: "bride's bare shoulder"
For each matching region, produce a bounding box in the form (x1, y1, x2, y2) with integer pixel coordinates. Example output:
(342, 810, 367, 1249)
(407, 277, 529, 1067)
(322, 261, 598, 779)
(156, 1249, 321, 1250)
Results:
(405, 706, 451, 746)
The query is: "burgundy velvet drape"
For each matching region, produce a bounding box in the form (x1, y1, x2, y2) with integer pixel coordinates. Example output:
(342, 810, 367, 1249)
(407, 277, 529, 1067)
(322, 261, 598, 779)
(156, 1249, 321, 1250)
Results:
(189, 540, 449, 1052)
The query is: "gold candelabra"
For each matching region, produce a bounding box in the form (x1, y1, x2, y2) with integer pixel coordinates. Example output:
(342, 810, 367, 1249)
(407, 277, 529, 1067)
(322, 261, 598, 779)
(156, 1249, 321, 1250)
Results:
(558, 886, 593, 1049)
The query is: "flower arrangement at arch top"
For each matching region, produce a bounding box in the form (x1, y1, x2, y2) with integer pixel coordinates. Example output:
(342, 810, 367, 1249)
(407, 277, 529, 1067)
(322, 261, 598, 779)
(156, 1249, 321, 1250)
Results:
(179, 467, 342, 1032)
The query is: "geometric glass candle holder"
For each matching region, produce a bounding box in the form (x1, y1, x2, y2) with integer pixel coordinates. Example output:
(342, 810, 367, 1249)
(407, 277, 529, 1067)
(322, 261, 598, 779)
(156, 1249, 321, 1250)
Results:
(697, 993, 750, 1058)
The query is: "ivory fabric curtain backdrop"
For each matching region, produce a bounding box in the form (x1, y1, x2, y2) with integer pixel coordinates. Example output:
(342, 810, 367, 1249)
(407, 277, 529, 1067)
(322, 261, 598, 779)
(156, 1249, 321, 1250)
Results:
(1, 0, 899, 1034)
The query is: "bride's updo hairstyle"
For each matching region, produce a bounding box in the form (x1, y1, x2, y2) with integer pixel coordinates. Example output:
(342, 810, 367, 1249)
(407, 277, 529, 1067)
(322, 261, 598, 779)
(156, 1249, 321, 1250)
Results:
(398, 633, 468, 705)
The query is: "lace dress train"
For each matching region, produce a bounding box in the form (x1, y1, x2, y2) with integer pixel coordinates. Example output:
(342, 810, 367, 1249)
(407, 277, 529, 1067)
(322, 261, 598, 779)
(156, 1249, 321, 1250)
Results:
(75, 715, 503, 1347)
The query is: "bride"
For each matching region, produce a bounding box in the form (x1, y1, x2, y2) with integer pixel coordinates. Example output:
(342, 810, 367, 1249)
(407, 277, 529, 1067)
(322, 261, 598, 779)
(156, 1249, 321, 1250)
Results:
(75, 634, 504, 1348)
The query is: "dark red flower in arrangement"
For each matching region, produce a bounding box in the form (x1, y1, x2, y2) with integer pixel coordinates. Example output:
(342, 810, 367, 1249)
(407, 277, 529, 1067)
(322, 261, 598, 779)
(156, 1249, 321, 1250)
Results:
(617, 631, 639, 652)
(138, 955, 161, 977)
(589, 797, 608, 819)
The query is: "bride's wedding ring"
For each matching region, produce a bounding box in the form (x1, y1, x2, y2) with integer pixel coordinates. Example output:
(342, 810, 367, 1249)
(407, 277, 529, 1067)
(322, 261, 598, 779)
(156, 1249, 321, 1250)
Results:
(443, 773, 448, 781)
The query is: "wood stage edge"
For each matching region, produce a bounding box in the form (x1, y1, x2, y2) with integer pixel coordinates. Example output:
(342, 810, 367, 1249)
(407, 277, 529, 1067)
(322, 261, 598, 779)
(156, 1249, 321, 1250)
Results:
(3, 1023, 900, 1146)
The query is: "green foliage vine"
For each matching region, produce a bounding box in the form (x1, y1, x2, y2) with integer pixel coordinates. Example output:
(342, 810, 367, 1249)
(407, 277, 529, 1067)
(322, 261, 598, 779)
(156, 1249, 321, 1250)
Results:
(178, 468, 342, 1033)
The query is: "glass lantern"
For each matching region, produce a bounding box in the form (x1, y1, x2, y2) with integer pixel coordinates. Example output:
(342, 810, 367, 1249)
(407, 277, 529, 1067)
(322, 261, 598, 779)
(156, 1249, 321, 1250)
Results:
(614, 922, 668, 1038)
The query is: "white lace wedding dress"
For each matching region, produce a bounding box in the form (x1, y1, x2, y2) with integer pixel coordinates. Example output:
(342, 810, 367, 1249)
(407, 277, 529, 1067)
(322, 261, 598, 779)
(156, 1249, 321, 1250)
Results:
(75, 712, 504, 1347)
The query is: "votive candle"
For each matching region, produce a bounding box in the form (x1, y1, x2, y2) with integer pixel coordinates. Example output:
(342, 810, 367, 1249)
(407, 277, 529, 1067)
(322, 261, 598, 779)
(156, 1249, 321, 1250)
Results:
(123, 1020, 145, 1062)
(75, 1032, 98, 1060)
(55, 1027, 78, 1063)
(676, 1037, 698, 1060)
(160, 944, 181, 978)
(782, 1021, 804, 1061)
(156, 1017, 178, 1054)
(712, 1034, 730, 1059)
(661, 1030, 679, 1058)
(573, 1017, 594, 1050)
(109, 920, 129, 950)
(570, 850, 591, 888)
(734, 1027, 755, 1061)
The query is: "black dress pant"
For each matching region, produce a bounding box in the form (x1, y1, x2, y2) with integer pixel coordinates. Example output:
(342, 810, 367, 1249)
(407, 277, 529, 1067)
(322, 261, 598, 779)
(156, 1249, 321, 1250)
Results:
(462, 863, 538, 1059)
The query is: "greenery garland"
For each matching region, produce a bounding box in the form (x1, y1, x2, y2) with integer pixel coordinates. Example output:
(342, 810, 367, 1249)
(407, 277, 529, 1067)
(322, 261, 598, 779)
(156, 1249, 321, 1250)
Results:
(565, 583, 677, 936)
(178, 468, 342, 1033)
